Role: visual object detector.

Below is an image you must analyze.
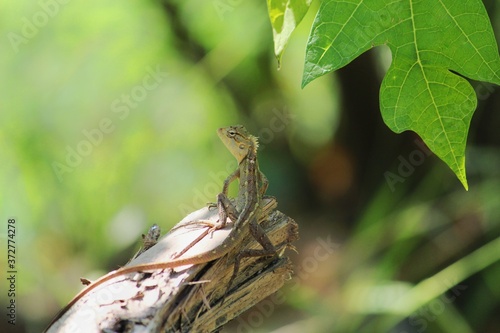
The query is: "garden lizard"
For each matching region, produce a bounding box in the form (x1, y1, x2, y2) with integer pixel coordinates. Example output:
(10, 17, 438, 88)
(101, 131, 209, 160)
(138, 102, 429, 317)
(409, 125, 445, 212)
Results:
(128, 223, 161, 263)
(46, 125, 277, 329)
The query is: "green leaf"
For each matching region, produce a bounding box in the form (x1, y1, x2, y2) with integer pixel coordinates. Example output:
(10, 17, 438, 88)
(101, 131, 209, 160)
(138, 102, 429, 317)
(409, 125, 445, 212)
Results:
(267, 0, 312, 66)
(303, 0, 500, 189)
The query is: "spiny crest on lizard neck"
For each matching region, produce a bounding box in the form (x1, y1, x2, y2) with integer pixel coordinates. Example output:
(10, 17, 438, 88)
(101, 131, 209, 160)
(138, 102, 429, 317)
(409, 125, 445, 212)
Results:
(248, 134, 259, 154)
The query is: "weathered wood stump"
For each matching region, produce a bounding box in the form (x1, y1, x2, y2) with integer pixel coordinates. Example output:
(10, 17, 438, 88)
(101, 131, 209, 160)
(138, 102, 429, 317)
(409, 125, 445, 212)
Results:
(46, 197, 298, 333)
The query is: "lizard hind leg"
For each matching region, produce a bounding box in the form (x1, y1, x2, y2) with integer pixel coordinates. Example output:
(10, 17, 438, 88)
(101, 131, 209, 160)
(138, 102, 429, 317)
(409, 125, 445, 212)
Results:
(219, 247, 278, 306)
(220, 219, 277, 305)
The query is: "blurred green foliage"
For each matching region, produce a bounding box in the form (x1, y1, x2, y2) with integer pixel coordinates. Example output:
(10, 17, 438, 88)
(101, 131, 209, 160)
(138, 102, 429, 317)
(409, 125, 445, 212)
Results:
(1, 0, 499, 332)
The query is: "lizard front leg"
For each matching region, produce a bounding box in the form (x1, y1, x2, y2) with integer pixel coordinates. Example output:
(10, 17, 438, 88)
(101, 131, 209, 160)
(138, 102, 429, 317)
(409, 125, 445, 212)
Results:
(174, 167, 241, 239)
(207, 167, 239, 210)
(222, 168, 240, 196)
(172, 165, 241, 260)
(174, 191, 240, 233)
(172, 192, 240, 259)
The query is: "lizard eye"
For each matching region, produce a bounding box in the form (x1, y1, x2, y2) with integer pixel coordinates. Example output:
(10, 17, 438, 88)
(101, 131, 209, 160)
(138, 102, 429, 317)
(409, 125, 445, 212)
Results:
(228, 130, 236, 137)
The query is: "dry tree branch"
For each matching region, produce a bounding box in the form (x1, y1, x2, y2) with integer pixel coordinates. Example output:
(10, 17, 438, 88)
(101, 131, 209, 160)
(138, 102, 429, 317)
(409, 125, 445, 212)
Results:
(46, 197, 298, 333)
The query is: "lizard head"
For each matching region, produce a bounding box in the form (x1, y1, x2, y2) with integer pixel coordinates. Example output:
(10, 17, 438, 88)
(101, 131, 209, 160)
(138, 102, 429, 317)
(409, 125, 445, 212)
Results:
(217, 125, 258, 163)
